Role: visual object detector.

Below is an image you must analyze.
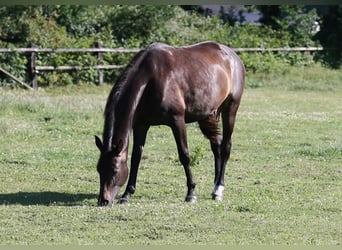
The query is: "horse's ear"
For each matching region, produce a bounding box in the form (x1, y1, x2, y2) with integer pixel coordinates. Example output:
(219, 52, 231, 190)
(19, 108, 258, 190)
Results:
(95, 135, 104, 153)
(112, 139, 124, 154)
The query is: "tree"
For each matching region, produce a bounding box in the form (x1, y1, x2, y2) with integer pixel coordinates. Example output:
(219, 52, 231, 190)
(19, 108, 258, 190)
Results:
(0, 6, 35, 44)
(218, 5, 247, 25)
(314, 5, 342, 68)
(50, 6, 111, 38)
(256, 5, 319, 47)
(107, 6, 176, 46)
(257, 5, 281, 29)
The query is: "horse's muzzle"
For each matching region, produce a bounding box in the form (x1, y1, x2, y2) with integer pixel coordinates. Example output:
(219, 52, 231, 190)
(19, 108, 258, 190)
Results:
(98, 197, 111, 206)
(98, 186, 121, 206)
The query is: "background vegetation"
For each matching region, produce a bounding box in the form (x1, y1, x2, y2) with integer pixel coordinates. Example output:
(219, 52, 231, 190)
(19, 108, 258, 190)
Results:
(0, 5, 341, 87)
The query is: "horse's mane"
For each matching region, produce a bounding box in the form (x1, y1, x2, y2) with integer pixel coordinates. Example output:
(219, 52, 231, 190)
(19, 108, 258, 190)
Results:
(102, 49, 146, 151)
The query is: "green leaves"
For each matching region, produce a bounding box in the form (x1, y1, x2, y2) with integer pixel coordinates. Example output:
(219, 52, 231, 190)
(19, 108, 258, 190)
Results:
(0, 5, 338, 87)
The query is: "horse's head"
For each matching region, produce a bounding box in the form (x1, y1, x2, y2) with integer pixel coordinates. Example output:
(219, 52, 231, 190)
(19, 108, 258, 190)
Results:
(95, 136, 128, 206)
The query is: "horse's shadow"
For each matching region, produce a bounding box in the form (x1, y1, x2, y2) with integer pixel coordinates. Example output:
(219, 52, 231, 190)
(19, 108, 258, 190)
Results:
(0, 191, 96, 206)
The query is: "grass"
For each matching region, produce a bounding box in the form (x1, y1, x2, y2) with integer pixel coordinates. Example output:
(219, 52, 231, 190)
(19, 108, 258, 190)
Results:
(0, 66, 341, 245)
(246, 64, 342, 91)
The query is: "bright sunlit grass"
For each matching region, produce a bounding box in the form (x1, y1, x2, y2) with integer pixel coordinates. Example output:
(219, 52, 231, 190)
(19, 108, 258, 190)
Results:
(0, 66, 341, 245)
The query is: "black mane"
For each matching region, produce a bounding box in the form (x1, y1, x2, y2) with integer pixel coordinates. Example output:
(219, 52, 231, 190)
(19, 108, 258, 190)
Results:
(102, 49, 146, 151)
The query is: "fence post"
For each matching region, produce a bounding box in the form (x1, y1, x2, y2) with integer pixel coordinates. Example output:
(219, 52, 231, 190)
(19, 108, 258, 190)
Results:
(26, 42, 38, 89)
(95, 41, 104, 86)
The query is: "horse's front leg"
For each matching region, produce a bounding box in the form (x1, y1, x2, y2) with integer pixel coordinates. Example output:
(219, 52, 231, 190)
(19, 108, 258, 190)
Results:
(119, 124, 149, 204)
(170, 117, 197, 203)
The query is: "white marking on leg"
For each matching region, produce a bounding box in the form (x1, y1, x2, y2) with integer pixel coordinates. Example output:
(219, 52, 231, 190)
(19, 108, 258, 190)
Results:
(212, 185, 225, 201)
(214, 185, 225, 196)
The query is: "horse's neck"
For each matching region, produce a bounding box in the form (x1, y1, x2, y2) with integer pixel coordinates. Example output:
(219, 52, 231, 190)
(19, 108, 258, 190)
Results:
(112, 79, 148, 149)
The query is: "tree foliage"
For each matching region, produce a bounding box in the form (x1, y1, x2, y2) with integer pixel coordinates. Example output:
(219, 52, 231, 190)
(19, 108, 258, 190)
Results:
(0, 5, 339, 87)
(313, 5, 342, 68)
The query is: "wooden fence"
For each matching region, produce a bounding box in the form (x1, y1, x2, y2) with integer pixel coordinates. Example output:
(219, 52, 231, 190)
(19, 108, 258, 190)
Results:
(0, 42, 325, 90)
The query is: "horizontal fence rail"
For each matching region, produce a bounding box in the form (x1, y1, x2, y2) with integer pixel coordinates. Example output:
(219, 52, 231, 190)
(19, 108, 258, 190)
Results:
(0, 48, 141, 53)
(35, 65, 125, 71)
(0, 47, 324, 53)
(0, 44, 328, 90)
(233, 47, 324, 52)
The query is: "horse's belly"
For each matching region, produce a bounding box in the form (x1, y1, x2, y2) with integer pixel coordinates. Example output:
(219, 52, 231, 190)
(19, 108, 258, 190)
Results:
(184, 89, 223, 116)
(184, 105, 218, 123)
(137, 79, 227, 124)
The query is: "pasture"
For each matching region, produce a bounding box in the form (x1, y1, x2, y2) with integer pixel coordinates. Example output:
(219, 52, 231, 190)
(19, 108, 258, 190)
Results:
(0, 66, 341, 245)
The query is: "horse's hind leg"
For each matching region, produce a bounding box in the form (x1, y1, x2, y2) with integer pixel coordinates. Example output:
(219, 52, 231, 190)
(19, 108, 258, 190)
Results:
(170, 116, 197, 203)
(212, 100, 240, 201)
(198, 116, 222, 186)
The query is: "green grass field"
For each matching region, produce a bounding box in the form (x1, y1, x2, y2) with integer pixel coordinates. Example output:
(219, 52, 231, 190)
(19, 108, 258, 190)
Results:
(0, 66, 341, 245)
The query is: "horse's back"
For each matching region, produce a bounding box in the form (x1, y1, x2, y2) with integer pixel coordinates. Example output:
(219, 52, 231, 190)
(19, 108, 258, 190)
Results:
(145, 41, 244, 92)
(146, 41, 244, 98)
(136, 41, 245, 123)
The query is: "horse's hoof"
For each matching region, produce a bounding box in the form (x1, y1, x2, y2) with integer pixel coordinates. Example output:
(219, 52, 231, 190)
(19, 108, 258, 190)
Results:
(212, 185, 224, 201)
(212, 194, 223, 201)
(185, 195, 197, 203)
(118, 197, 129, 204)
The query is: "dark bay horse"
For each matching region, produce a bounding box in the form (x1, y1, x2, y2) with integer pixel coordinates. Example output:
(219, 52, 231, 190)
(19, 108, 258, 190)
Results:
(95, 41, 245, 206)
